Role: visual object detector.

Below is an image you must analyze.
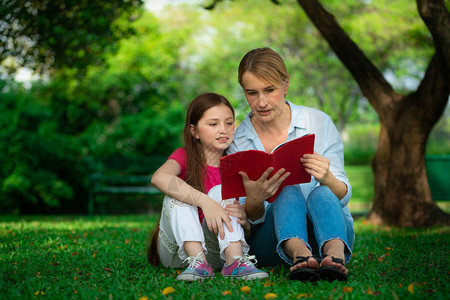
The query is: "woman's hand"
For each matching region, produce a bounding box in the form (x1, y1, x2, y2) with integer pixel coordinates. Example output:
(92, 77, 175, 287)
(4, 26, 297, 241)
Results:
(200, 198, 232, 240)
(301, 152, 331, 184)
(301, 152, 348, 200)
(240, 167, 290, 203)
(225, 200, 249, 230)
(239, 167, 290, 220)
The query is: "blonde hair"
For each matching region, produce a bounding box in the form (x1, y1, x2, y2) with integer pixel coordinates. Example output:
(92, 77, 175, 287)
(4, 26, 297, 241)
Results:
(238, 47, 289, 88)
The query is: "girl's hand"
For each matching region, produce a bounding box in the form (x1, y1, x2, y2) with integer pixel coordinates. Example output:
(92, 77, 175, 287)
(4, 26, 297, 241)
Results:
(225, 200, 248, 228)
(301, 152, 331, 184)
(201, 198, 232, 240)
(239, 167, 290, 205)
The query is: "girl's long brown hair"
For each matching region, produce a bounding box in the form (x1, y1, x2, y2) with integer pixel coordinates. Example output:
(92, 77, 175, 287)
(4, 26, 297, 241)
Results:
(147, 93, 235, 266)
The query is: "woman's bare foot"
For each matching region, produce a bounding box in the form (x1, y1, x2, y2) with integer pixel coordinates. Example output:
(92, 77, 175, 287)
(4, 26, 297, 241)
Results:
(284, 238, 319, 272)
(321, 239, 347, 274)
(320, 255, 348, 275)
(290, 256, 319, 272)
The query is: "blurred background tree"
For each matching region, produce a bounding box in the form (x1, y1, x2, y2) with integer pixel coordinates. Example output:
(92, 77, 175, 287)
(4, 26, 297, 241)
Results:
(0, 0, 448, 218)
(0, 0, 143, 76)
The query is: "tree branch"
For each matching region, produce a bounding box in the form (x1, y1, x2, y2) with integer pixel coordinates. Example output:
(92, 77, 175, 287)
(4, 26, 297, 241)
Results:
(417, 0, 450, 71)
(296, 0, 398, 111)
(415, 0, 450, 103)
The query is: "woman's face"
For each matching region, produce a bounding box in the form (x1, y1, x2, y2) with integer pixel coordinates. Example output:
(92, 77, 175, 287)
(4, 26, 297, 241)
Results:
(241, 71, 289, 124)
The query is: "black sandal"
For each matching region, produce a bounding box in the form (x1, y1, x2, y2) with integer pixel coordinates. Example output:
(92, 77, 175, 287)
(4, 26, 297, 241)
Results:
(317, 256, 347, 282)
(288, 256, 320, 282)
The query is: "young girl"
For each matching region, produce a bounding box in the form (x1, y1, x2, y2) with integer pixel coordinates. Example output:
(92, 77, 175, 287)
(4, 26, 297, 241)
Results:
(147, 93, 268, 281)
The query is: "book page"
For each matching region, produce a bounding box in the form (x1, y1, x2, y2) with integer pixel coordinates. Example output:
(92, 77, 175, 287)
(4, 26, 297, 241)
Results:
(220, 150, 273, 199)
(272, 134, 314, 186)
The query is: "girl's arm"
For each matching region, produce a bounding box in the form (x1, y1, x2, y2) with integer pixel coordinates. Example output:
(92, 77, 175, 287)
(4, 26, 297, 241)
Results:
(151, 159, 233, 239)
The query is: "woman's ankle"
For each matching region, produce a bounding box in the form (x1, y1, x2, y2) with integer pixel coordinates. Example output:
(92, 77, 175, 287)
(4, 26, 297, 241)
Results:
(322, 239, 345, 262)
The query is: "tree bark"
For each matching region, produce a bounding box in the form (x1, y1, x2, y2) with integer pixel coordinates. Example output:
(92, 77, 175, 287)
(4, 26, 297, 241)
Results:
(297, 0, 450, 226)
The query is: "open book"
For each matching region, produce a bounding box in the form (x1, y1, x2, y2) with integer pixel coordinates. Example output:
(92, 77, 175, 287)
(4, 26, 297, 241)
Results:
(220, 134, 315, 203)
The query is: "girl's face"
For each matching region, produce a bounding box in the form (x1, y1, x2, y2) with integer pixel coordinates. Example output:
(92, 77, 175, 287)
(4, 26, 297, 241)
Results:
(191, 104, 235, 155)
(241, 71, 289, 124)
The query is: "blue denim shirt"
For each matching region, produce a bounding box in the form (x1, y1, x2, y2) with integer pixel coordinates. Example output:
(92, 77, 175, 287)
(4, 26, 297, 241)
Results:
(227, 101, 353, 225)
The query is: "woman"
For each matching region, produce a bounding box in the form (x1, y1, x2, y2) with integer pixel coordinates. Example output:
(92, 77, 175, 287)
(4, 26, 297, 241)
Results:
(228, 47, 354, 282)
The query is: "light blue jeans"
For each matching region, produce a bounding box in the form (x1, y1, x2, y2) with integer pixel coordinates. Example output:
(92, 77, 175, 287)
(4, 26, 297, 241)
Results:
(247, 185, 354, 267)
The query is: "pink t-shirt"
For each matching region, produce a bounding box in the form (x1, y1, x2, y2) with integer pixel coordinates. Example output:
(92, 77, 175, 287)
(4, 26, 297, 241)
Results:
(168, 148, 221, 222)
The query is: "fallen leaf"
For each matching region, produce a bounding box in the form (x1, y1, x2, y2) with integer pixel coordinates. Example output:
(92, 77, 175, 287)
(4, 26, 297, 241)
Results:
(296, 293, 310, 298)
(408, 284, 414, 294)
(240, 286, 251, 294)
(103, 268, 113, 273)
(366, 287, 374, 295)
(343, 287, 354, 293)
(263, 281, 276, 287)
(264, 293, 278, 299)
(138, 297, 149, 300)
(162, 287, 175, 296)
(222, 291, 231, 296)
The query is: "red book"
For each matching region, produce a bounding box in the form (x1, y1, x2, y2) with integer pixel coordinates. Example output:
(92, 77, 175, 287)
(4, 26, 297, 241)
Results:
(220, 134, 315, 203)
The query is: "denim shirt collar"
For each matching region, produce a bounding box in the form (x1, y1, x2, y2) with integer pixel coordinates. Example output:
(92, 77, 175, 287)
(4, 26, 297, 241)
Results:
(235, 100, 308, 144)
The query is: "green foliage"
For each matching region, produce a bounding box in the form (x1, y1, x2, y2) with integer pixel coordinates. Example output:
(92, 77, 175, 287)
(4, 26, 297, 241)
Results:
(344, 123, 380, 165)
(0, 11, 193, 213)
(1, 0, 447, 214)
(0, 79, 83, 213)
(1, 215, 448, 299)
(0, 0, 143, 75)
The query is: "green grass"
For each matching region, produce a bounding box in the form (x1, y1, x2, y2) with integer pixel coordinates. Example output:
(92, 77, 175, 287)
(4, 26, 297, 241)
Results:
(346, 165, 374, 204)
(1, 215, 449, 299)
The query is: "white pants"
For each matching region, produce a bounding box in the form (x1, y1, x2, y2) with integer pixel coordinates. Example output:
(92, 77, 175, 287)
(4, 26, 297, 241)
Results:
(157, 185, 249, 270)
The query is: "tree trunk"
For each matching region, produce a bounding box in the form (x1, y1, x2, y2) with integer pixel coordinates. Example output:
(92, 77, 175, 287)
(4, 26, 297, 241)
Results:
(297, 0, 450, 226)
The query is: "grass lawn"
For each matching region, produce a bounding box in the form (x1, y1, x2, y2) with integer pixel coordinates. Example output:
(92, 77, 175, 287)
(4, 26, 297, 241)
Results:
(1, 215, 449, 299)
(346, 165, 374, 204)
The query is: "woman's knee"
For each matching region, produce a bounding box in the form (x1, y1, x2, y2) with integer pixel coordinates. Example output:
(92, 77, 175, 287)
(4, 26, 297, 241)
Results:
(275, 185, 304, 205)
(307, 186, 340, 205)
(272, 185, 306, 217)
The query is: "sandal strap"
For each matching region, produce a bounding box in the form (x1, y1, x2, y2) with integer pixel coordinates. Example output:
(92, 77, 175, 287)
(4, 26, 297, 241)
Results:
(321, 255, 345, 266)
(331, 256, 344, 266)
(293, 255, 320, 266)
